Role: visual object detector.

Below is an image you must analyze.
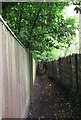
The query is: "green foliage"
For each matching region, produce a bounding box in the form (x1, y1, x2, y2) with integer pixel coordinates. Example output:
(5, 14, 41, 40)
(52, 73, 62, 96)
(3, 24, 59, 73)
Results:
(32, 47, 60, 61)
(2, 2, 78, 61)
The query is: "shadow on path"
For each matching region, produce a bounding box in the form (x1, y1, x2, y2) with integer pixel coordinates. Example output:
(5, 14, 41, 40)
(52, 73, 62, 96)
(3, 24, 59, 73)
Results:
(27, 69, 81, 119)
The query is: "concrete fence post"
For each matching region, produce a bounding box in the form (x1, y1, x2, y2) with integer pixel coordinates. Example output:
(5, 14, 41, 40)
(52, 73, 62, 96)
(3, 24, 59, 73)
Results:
(0, 16, 2, 120)
(79, 8, 81, 53)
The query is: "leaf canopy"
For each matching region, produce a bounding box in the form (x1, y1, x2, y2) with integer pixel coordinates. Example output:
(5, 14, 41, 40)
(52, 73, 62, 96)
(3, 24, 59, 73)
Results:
(2, 2, 78, 61)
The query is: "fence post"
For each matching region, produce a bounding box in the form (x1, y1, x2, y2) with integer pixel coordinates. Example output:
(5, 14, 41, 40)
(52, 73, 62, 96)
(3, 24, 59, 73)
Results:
(0, 17, 2, 120)
(59, 58, 62, 84)
(69, 56, 73, 90)
(75, 54, 78, 94)
(79, 10, 81, 53)
(29, 53, 33, 98)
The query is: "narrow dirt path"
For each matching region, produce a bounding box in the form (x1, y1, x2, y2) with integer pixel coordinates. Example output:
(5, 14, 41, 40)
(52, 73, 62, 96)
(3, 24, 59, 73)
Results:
(27, 70, 80, 119)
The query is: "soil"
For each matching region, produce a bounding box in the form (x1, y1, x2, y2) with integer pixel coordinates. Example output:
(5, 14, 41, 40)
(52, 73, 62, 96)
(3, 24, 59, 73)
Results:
(27, 69, 81, 119)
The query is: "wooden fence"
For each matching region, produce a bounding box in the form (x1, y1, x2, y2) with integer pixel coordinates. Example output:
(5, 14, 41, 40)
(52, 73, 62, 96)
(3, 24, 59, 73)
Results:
(45, 54, 81, 96)
(0, 16, 37, 118)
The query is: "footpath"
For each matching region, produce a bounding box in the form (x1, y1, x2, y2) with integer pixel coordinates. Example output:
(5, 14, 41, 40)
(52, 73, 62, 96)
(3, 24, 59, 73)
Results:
(27, 69, 81, 119)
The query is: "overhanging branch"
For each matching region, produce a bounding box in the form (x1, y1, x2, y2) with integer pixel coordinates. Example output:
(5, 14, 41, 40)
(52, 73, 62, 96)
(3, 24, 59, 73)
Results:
(32, 30, 55, 38)
(30, 4, 41, 36)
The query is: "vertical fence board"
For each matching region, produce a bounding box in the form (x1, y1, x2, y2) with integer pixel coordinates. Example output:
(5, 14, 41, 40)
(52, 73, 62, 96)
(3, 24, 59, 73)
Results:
(71, 55, 76, 93)
(11, 36, 17, 117)
(2, 24, 9, 118)
(78, 54, 81, 95)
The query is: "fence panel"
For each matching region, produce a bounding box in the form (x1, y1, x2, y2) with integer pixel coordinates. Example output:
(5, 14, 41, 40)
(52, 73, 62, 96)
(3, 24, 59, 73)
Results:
(45, 54, 81, 97)
(0, 16, 35, 118)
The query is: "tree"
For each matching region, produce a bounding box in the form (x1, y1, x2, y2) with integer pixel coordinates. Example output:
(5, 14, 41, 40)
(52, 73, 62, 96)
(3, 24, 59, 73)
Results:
(2, 2, 78, 61)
